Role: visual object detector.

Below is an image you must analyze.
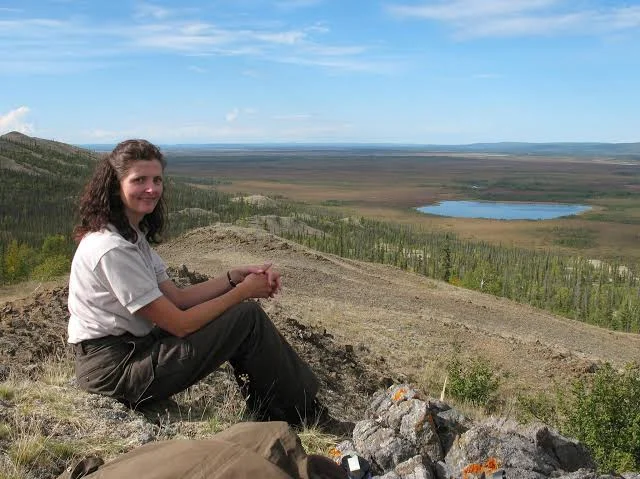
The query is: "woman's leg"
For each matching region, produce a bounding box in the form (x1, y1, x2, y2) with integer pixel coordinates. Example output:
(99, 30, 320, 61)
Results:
(134, 301, 319, 423)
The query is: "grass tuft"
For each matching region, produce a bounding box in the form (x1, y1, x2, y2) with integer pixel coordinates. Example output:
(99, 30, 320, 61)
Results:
(297, 425, 340, 456)
(0, 385, 15, 401)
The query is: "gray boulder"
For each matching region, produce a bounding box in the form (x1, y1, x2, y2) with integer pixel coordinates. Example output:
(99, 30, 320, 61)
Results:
(334, 383, 636, 479)
(445, 419, 598, 479)
(535, 426, 596, 472)
(550, 470, 621, 479)
(375, 455, 435, 479)
(367, 385, 444, 463)
(353, 419, 416, 472)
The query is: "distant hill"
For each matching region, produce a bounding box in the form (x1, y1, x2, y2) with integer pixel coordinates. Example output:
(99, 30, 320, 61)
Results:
(2, 131, 102, 164)
(420, 141, 640, 157)
(0, 131, 101, 246)
(81, 141, 640, 158)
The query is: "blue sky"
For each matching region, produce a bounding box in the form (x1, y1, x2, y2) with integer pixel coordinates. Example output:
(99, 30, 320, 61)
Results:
(1, 0, 639, 144)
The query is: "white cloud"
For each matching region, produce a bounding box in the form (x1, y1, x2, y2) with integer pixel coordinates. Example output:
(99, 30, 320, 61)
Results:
(468, 12, 585, 37)
(225, 108, 240, 123)
(188, 65, 206, 73)
(0, 8, 385, 75)
(0, 17, 118, 74)
(253, 30, 307, 45)
(278, 54, 396, 73)
(602, 6, 640, 30)
(389, 0, 557, 21)
(0, 18, 69, 31)
(0, 106, 34, 135)
(388, 1, 640, 38)
(130, 23, 309, 52)
(134, 3, 173, 20)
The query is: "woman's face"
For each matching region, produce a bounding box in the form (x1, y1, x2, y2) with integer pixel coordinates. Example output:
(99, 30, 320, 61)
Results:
(119, 159, 164, 225)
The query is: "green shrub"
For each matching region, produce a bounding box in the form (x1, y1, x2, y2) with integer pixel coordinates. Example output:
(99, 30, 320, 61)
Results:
(517, 390, 560, 426)
(31, 254, 71, 280)
(2, 240, 34, 282)
(561, 363, 640, 474)
(39, 235, 72, 258)
(447, 357, 500, 408)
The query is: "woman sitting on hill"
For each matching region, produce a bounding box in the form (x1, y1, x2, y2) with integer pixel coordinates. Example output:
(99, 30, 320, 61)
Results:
(67, 139, 327, 426)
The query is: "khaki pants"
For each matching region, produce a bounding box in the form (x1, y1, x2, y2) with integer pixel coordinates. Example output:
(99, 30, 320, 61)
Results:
(74, 302, 319, 424)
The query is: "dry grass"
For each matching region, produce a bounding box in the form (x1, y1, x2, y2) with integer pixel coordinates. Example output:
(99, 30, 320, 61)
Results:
(0, 277, 67, 305)
(0, 411, 88, 479)
(0, 347, 344, 478)
(0, 361, 102, 478)
(0, 358, 271, 478)
(297, 426, 340, 456)
(170, 366, 253, 436)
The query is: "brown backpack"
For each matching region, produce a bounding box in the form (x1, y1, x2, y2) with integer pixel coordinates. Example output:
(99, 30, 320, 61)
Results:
(58, 421, 347, 479)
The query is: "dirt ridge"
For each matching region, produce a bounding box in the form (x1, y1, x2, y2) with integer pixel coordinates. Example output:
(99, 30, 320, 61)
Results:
(1, 224, 638, 396)
(156, 224, 639, 395)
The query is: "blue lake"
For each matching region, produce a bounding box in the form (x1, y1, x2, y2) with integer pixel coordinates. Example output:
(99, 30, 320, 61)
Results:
(416, 201, 592, 220)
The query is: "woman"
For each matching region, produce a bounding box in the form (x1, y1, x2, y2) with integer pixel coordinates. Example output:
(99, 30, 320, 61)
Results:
(67, 139, 322, 425)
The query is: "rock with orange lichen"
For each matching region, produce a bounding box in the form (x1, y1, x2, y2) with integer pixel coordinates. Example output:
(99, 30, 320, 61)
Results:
(347, 385, 445, 477)
(445, 419, 596, 479)
(460, 457, 501, 479)
(368, 384, 421, 416)
(332, 384, 623, 479)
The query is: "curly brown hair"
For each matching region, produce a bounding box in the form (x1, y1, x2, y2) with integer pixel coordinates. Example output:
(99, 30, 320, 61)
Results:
(73, 139, 167, 244)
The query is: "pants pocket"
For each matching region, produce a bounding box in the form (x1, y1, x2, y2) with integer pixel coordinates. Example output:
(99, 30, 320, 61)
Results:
(154, 339, 194, 379)
(122, 348, 155, 406)
(75, 338, 134, 395)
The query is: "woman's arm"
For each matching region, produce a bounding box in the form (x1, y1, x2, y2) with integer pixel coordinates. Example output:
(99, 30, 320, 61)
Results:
(159, 264, 281, 309)
(138, 272, 273, 337)
(159, 275, 233, 310)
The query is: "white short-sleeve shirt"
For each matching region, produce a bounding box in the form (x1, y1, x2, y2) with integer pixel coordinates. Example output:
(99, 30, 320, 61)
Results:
(67, 224, 170, 343)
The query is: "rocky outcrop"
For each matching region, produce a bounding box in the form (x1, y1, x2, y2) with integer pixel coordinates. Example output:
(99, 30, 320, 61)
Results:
(333, 384, 623, 479)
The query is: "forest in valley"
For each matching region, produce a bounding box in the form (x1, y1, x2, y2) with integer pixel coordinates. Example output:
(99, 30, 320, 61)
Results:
(1, 132, 639, 333)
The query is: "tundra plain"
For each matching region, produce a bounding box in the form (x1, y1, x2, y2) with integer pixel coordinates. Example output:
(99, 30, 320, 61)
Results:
(165, 149, 640, 263)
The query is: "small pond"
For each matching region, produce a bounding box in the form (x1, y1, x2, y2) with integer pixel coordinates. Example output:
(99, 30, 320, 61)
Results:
(416, 201, 591, 220)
